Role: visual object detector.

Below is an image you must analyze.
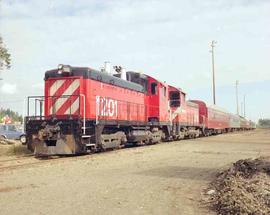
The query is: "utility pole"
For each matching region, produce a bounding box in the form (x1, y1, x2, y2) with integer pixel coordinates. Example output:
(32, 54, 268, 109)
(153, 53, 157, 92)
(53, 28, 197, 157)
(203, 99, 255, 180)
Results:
(236, 80, 239, 115)
(243, 95, 246, 117)
(0, 78, 2, 99)
(210, 40, 217, 105)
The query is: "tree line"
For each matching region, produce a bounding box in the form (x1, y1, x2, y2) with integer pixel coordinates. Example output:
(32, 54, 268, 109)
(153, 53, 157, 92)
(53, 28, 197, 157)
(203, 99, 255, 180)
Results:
(0, 108, 23, 123)
(258, 119, 270, 128)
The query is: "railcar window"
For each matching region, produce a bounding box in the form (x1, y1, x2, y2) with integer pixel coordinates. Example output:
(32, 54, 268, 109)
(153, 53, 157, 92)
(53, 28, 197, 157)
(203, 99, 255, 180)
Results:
(151, 83, 157, 95)
(169, 91, 180, 107)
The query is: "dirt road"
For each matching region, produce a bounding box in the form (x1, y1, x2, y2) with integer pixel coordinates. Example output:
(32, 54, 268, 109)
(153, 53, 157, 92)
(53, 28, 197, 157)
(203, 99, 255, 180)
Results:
(0, 129, 269, 215)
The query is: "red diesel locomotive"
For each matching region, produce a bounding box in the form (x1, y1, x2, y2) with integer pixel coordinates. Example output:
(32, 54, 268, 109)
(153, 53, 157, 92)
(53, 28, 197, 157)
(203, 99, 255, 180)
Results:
(25, 64, 254, 156)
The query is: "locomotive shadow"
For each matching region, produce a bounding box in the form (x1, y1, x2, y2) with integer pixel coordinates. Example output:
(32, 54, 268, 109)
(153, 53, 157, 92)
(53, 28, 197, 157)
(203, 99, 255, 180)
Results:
(137, 166, 217, 181)
(34, 154, 84, 160)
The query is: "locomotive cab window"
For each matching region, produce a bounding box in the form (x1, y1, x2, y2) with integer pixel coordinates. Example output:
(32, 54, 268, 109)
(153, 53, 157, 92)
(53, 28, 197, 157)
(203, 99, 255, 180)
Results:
(151, 82, 157, 95)
(169, 91, 180, 107)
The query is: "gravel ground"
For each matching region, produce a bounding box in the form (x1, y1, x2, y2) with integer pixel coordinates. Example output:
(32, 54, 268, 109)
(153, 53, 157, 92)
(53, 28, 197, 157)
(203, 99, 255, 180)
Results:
(0, 129, 269, 215)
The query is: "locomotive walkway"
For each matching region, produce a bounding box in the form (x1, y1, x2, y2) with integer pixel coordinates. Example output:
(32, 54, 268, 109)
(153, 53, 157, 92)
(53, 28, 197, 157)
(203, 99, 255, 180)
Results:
(0, 129, 270, 215)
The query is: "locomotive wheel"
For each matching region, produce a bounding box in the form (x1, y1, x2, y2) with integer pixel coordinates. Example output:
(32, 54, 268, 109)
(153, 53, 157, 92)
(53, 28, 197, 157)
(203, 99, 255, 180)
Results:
(136, 141, 146, 146)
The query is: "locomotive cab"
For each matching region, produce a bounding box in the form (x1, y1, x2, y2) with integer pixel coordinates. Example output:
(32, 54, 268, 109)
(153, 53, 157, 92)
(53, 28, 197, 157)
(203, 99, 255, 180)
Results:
(168, 86, 200, 139)
(147, 77, 170, 124)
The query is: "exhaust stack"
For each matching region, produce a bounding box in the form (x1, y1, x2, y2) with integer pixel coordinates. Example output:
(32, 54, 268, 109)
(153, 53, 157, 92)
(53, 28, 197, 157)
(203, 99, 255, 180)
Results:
(120, 67, 126, 80)
(104, 61, 111, 74)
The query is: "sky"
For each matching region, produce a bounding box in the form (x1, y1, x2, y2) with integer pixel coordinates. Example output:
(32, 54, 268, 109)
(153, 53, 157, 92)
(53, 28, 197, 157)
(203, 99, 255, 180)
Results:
(0, 0, 269, 121)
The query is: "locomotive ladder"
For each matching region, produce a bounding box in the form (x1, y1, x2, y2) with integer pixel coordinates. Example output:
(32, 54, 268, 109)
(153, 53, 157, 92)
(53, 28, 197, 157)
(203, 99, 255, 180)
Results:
(80, 94, 95, 148)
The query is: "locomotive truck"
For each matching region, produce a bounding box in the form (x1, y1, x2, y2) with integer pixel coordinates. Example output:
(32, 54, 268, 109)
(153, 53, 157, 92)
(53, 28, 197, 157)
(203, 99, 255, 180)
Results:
(25, 63, 254, 156)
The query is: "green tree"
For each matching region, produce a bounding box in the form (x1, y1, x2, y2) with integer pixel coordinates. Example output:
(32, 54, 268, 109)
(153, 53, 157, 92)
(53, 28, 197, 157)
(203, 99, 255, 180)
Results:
(0, 36, 11, 70)
(258, 119, 270, 128)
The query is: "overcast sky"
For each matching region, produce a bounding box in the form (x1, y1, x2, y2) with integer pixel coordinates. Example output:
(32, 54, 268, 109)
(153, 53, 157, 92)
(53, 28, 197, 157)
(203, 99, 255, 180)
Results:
(0, 0, 269, 121)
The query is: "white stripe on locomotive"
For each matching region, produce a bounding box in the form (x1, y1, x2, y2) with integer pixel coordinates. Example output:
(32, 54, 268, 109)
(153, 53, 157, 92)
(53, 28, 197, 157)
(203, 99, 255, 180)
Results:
(49, 80, 65, 97)
(64, 97, 80, 115)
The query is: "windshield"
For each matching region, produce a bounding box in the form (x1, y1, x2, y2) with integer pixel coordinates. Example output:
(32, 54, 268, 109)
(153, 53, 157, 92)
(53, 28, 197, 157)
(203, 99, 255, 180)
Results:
(8, 125, 17, 131)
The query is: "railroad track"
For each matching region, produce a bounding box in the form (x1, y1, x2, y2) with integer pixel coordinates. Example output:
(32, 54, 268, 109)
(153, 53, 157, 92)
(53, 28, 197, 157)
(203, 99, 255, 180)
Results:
(0, 155, 34, 163)
(0, 146, 137, 171)
(0, 154, 90, 172)
(0, 155, 61, 171)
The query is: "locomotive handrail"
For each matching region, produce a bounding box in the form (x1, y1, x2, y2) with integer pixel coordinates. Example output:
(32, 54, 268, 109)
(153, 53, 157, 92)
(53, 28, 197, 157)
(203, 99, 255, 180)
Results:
(80, 94, 86, 135)
(27, 95, 170, 126)
(31, 94, 85, 135)
(26, 95, 81, 119)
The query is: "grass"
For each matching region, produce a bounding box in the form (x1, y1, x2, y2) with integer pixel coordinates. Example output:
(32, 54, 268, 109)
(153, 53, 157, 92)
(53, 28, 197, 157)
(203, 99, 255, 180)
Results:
(0, 141, 32, 156)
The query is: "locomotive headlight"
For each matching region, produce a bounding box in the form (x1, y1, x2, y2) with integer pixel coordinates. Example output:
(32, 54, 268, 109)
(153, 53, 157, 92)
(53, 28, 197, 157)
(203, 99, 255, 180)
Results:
(58, 64, 63, 74)
(57, 64, 71, 75)
(58, 64, 63, 69)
